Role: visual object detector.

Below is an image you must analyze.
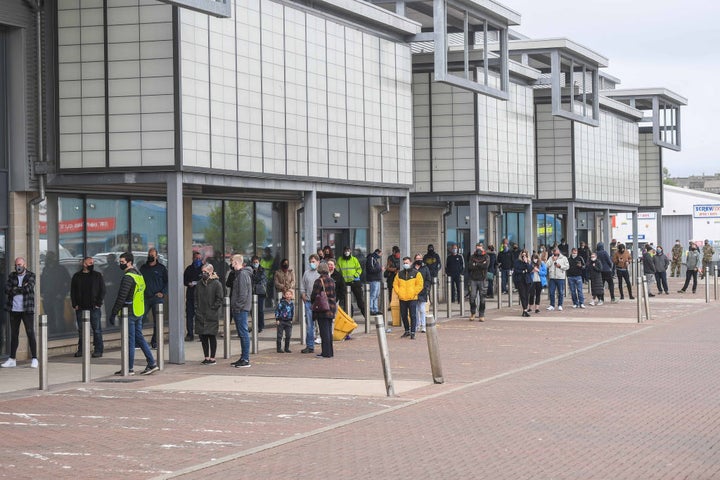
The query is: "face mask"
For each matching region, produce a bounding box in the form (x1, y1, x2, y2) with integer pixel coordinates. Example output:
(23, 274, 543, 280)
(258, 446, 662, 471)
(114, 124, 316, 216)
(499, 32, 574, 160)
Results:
(512, 246, 518, 251)
(281, 264, 289, 270)
(402, 263, 411, 270)
(147, 255, 155, 263)
(15, 266, 25, 274)
(86, 265, 94, 273)
(415, 260, 423, 266)
(539, 248, 544, 253)
(476, 249, 482, 254)
(590, 257, 597, 261)
(657, 249, 663, 254)
(119, 263, 128, 271)
(309, 262, 317, 270)
(252, 262, 259, 268)
(571, 254, 577, 258)
(343, 251, 351, 258)
(428, 248, 434, 253)
(201, 272, 210, 280)
(452, 249, 458, 254)
(193, 259, 202, 267)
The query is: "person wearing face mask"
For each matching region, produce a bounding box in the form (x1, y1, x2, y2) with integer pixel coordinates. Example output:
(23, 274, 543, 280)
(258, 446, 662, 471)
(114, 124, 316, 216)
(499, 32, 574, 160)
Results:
(445, 243, 465, 304)
(641, 246, 657, 297)
(422, 244, 442, 280)
(109, 252, 159, 375)
(336, 247, 365, 318)
(529, 252, 549, 312)
(701, 240, 715, 280)
(194, 263, 223, 365)
(587, 253, 605, 306)
(467, 243, 489, 321)
(670, 240, 683, 277)
(183, 250, 204, 341)
(652, 246, 671, 295)
(513, 250, 533, 317)
(250, 255, 267, 332)
(2, 257, 38, 368)
(566, 248, 584, 309)
(595, 243, 617, 303)
(140, 247, 168, 349)
(273, 258, 295, 298)
(70, 256, 106, 358)
(545, 247, 569, 311)
(230, 254, 254, 367)
(365, 249, 383, 315)
(413, 254, 431, 332)
(300, 254, 321, 353)
(679, 244, 701, 294)
(385, 246, 401, 310)
(393, 257, 424, 339)
(612, 244, 634, 300)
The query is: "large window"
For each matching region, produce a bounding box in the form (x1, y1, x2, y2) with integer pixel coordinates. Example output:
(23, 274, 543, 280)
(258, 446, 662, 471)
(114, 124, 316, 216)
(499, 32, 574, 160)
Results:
(536, 213, 563, 250)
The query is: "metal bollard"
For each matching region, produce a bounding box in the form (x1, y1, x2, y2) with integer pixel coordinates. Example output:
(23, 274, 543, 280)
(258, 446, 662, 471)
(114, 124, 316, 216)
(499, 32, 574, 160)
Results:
(223, 296, 231, 359)
(642, 276, 651, 321)
(636, 276, 644, 323)
(363, 283, 370, 334)
(706, 268, 711, 303)
(346, 286, 352, 318)
(715, 266, 718, 301)
(82, 310, 91, 383)
(431, 277, 438, 321)
(120, 307, 129, 376)
(496, 273, 501, 310)
(298, 287, 306, 346)
(251, 294, 258, 354)
(156, 303, 165, 371)
(380, 281, 387, 316)
(508, 281, 513, 307)
(374, 314, 394, 397)
(459, 275, 466, 317)
(446, 276, 452, 318)
(425, 314, 444, 384)
(39, 314, 48, 391)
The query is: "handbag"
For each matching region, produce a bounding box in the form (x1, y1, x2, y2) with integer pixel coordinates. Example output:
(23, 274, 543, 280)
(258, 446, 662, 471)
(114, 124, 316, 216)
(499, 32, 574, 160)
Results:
(486, 271, 495, 281)
(311, 278, 331, 314)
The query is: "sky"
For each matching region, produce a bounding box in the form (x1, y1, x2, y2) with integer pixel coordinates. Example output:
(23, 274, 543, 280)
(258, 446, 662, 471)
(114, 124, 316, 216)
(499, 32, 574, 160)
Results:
(503, 0, 719, 177)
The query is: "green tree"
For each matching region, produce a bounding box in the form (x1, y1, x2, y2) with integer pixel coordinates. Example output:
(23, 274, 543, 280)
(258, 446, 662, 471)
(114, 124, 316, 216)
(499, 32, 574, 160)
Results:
(662, 167, 677, 186)
(205, 201, 255, 255)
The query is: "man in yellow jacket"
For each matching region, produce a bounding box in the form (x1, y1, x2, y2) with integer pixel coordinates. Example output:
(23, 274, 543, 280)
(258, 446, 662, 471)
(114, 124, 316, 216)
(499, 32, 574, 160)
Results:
(393, 256, 424, 339)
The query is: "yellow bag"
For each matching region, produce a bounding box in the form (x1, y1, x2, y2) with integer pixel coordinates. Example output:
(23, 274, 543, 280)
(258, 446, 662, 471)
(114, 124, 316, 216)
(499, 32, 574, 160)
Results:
(333, 306, 358, 341)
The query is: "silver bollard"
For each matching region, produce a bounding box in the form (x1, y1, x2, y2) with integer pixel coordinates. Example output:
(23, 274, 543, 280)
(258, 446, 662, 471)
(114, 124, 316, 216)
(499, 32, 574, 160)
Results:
(39, 314, 48, 391)
(120, 306, 129, 376)
(508, 280, 513, 307)
(298, 287, 306, 346)
(431, 277, 438, 321)
(380, 281, 387, 317)
(223, 296, 231, 359)
(425, 314, 444, 384)
(251, 294, 258, 354)
(82, 310, 91, 383)
(715, 266, 718, 301)
(496, 273, 501, 310)
(642, 276, 651, 321)
(363, 283, 370, 334)
(636, 276, 644, 323)
(346, 286, 352, 319)
(706, 268, 711, 303)
(374, 314, 394, 397)
(446, 276, 452, 318)
(156, 303, 165, 371)
(459, 275, 466, 317)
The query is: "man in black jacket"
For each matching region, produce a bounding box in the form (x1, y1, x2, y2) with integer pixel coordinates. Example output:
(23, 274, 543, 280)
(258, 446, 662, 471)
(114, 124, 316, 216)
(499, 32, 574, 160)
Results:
(445, 244, 465, 303)
(183, 250, 203, 341)
(140, 247, 168, 349)
(467, 243, 489, 322)
(365, 249, 383, 315)
(70, 257, 106, 357)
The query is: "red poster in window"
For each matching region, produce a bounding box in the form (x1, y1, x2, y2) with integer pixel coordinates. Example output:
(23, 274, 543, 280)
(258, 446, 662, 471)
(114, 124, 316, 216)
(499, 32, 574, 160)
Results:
(39, 217, 116, 234)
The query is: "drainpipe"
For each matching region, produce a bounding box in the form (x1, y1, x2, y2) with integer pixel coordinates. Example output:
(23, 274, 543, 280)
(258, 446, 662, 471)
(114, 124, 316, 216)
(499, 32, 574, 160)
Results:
(378, 197, 390, 253)
(442, 201, 453, 256)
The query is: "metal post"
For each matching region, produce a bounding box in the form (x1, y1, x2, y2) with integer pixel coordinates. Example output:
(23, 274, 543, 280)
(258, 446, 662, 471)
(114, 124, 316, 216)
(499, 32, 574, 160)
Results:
(38, 315, 48, 391)
(223, 296, 231, 359)
(714, 266, 718, 301)
(636, 276, 643, 323)
(156, 303, 165, 371)
(459, 275, 466, 317)
(82, 310, 91, 383)
(251, 294, 258, 354)
(446, 275, 452, 318)
(374, 315, 395, 397)
(298, 287, 306, 345)
(363, 283, 370, 334)
(508, 280, 513, 307)
(380, 281, 386, 316)
(705, 268, 711, 303)
(120, 307, 129, 376)
(496, 273, 501, 309)
(431, 277, 438, 321)
(642, 276, 651, 321)
(425, 314, 444, 384)
(346, 286, 352, 319)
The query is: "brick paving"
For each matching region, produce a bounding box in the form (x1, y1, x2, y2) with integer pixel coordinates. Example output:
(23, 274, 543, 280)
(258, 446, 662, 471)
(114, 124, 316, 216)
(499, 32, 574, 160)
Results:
(1, 276, 720, 479)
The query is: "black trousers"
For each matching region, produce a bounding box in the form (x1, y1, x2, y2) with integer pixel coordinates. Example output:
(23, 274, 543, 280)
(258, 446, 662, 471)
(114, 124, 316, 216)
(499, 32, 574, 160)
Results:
(616, 269, 632, 298)
(9, 311, 37, 359)
(317, 316, 333, 357)
(199, 334, 217, 358)
(528, 282, 542, 306)
(517, 281, 530, 311)
(276, 320, 292, 350)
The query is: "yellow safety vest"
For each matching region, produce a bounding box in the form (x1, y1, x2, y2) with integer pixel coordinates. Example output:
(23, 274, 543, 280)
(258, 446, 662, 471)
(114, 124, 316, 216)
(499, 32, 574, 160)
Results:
(124, 272, 146, 317)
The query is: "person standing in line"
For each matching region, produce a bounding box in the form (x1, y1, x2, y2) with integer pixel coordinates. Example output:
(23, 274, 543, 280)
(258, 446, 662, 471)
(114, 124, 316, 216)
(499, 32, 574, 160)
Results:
(299, 254, 320, 354)
(596, 242, 617, 303)
(529, 252, 549, 312)
(513, 249, 533, 317)
(2, 257, 38, 368)
(545, 247, 569, 311)
(445, 244, 464, 304)
(336, 247, 365, 318)
(183, 250, 203, 341)
(393, 256, 424, 339)
(679, 244, 701, 294)
(194, 263, 223, 365)
(700, 239, 715, 280)
(653, 246, 671, 295)
(466, 242, 489, 322)
(273, 258, 295, 298)
(275, 289, 294, 353)
(250, 255, 267, 333)
(486, 245, 497, 299)
(70, 256, 106, 358)
(140, 247, 168, 349)
(365, 248, 383, 315)
(110, 253, 158, 376)
(578, 241, 591, 282)
(587, 252, 605, 305)
(670, 240, 683, 277)
(612, 243, 634, 300)
(641, 246, 657, 297)
(566, 249, 585, 309)
(413, 253, 431, 333)
(558, 238, 570, 258)
(327, 259, 346, 311)
(497, 242, 513, 295)
(385, 246, 401, 310)
(310, 262, 337, 358)
(422, 244, 442, 282)
(230, 254, 253, 368)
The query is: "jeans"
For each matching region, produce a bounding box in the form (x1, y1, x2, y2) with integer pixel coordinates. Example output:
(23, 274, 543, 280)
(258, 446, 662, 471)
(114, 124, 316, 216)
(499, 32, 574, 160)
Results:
(655, 271, 669, 294)
(415, 298, 427, 329)
(303, 300, 315, 349)
(468, 279, 486, 316)
(548, 278, 565, 307)
(233, 310, 250, 362)
(128, 313, 155, 370)
(501, 269, 511, 293)
(75, 307, 104, 354)
(369, 281, 381, 313)
(399, 300, 418, 333)
(567, 276, 585, 307)
(256, 294, 265, 332)
(449, 274, 462, 302)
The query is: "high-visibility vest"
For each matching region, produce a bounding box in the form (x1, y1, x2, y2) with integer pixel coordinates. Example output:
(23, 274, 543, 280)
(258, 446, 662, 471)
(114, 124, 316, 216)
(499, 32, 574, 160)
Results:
(124, 271, 146, 317)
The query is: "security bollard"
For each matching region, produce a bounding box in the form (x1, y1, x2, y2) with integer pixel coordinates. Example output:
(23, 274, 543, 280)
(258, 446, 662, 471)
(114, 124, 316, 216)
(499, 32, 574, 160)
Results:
(346, 286, 352, 319)
(223, 296, 231, 359)
(374, 314, 394, 397)
(642, 276, 651, 321)
(251, 294, 259, 354)
(636, 276, 644, 323)
(459, 275, 466, 317)
(380, 281, 387, 316)
(363, 283, 370, 334)
(431, 277, 438, 321)
(508, 282, 513, 308)
(298, 287, 306, 346)
(425, 314, 444, 384)
(715, 266, 718, 301)
(446, 276, 452, 318)
(156, 303, 165, 371)
(82, 310, 91, 383)
(120, 307, 129, 376)
(39, 314, 48, 391)
(706, 269, 711, 303)
(496, 273, 501, 310)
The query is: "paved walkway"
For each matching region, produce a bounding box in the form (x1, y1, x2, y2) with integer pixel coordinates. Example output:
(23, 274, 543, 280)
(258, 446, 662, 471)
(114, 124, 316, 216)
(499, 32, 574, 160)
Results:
(1, 276, 720, 479)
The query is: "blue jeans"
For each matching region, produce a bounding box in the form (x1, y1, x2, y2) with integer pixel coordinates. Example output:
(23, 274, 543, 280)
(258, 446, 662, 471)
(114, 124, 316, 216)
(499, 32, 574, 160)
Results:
(303, 300, 315, 348)
(369, 281, 380, 313)
(548, 278, 566, 307)
(415, 298, 426, 329)
(568, 276, 585, 306)
(233, 310, 250, 362)
(128, 313, 155, 370)
(501, 269, 511, 293)
(75, 307, 103, 354)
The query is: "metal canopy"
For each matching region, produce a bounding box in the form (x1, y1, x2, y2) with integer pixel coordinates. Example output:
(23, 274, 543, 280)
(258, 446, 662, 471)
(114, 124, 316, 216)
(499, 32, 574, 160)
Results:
(157, 0, 231, 17)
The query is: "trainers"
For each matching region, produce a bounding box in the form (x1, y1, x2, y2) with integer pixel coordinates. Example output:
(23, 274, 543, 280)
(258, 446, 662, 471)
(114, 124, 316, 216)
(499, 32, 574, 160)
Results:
(30, 358, 38, 369)
(232, 359, 250, 368)
(314, 337, 321, 344)
(300, 347, 314, 354)
(589, 301, 596, 306)
(478, 316, 485, 322)
(1, 358, 16, 368)
(385, 327, 393, 333)
(140, 365, 159, 375)
(597, 300, 604, 306)
(580, 304, 586, 309)
(410, 333, 415, 339)
(546, 306, 555, 311)
(92, 352, 103, 358)
(677, 290, 685, 294)
(421, 328, 426, 333)
(114, 369, 135, 375)
(572, 305, 578, 309)
(611, 298, 619, 303)
(535, 309, 540, 313)
(205, 359, 216, 365)
(401, 331, 410, 338)
(557, 306, 563, 311)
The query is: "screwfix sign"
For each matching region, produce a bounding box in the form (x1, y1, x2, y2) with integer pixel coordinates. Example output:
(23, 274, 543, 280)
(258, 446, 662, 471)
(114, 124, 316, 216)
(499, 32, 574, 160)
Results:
(693, 205, 720, 219)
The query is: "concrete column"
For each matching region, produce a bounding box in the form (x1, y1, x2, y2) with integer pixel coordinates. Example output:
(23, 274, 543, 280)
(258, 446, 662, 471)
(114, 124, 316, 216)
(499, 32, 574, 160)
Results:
(524, 203, 534, 253)
(167, 174, 185, 364)
(399, 194, 410, 258)
(604, 209, 611, 246)
(304, 190, 318, 256)
(656, 208, 663, 246)
(469, 195, 480, 246)
(567, 202, 576, 249)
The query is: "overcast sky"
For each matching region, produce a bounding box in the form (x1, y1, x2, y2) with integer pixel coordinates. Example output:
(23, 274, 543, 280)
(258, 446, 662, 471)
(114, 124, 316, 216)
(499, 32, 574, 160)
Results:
(504, 0, 718, 177)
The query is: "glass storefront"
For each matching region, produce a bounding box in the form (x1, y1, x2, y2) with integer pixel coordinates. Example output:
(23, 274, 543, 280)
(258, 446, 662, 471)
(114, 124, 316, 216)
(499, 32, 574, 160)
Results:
(535, 213, 563, 250)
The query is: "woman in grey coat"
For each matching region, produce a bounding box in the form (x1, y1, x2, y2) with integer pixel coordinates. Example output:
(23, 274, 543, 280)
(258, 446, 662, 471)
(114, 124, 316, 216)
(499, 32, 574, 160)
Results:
(679, 244, 702, 294)
(195, 263, 224, 364)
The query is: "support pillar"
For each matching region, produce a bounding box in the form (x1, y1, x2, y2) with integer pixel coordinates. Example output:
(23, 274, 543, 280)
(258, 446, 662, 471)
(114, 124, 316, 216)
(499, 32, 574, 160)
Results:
(167, 174, 185, 364)
(399, 193, 411, 258)
(304, 190, 318, 257)
(567, 202, 576, 249)
(469, 195, 481, 246)
(524, 203, 533, 253)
